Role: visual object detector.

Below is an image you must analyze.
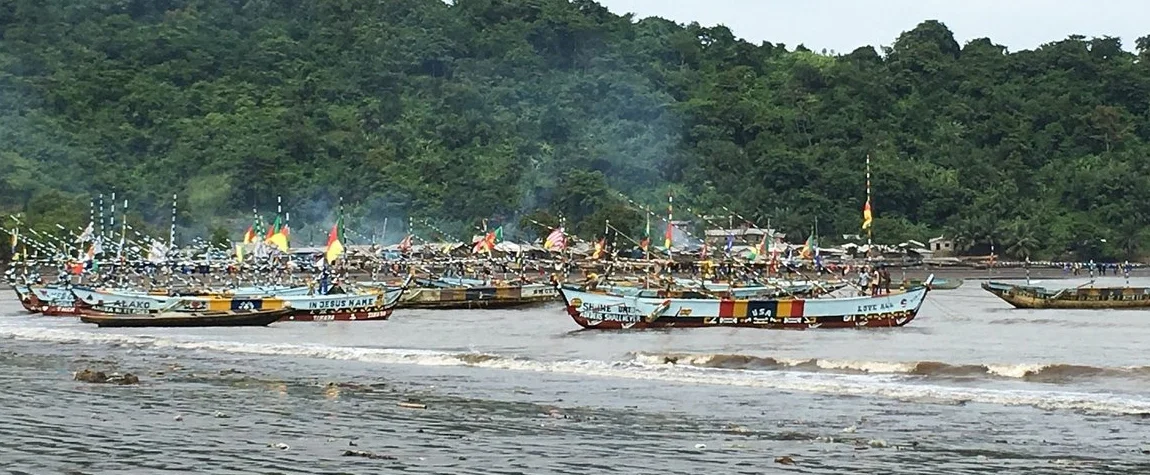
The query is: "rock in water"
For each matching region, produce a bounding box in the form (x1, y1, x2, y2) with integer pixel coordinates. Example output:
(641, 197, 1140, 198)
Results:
(775, 456, 797, 465)
(74, 369, 108, 383)
(108, 373, 140, 385)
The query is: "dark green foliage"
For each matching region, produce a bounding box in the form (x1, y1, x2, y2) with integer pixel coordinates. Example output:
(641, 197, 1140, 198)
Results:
(1, 1, 1149, 260)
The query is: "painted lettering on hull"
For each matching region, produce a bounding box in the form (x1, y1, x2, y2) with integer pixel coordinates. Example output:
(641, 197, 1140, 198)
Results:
(301, 297, 379, 310)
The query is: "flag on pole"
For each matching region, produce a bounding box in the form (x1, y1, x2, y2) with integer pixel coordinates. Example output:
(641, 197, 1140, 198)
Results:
(543, 227, 566, 251)
(325, 217, 345, 264)
(243, 224, 257, 244)
(266, 216, 289, 251)
(592, 238, 606, 259)
(472, 232, 496, 254)
(800, 233, 816, 259)
(78, 222, 94, 242)
(862, 199, 873, 230)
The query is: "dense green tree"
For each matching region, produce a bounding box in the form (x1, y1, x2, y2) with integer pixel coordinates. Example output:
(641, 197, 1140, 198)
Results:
(1, 1, 1149, 260)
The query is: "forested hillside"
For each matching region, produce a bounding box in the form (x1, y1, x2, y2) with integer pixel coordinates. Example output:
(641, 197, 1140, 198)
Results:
(2, 0, 1150, 259)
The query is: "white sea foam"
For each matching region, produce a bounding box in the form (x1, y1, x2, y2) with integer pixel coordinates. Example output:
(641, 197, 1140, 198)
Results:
(3, 323, 1149, 416)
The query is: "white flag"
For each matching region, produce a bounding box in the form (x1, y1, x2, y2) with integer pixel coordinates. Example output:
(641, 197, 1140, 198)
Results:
(77, 222, 94, 242)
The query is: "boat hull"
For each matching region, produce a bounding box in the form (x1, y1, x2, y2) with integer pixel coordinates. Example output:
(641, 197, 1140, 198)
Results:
(559, 285, 928, 330)
(279, 288, 404, 321)
(80, 308, 291, 328)
(72, 287, 288, 315)
(981, 282, 1150, 309)
(24, 285, 80, 315)
(398, 284, 558, 310)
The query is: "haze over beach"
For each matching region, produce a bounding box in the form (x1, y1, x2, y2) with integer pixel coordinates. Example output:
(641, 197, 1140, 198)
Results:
(600, 0, 1150, 52)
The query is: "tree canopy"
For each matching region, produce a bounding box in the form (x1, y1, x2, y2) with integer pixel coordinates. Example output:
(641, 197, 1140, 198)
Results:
(2, 0, 1149, 260)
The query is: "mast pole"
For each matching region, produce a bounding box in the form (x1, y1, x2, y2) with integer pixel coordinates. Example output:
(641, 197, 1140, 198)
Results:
(169, 193, 177, 253)
(666, 193, 673, 258)
(645, 206, 650, 261)
(98, 194, 105, 240)
(866, 154, 872, 252)
(109, 192, 116, 245)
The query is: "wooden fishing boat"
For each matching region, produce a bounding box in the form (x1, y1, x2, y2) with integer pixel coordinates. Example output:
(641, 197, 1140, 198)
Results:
(397, 280, 559, 309)
(559, 276, 932, 330)
(279, 286, 405, 321)
(981, 281, 1150, 309)
(23, 284, 81, 316)
(71, 287, 288, 315)
(80, 308, 292, 328)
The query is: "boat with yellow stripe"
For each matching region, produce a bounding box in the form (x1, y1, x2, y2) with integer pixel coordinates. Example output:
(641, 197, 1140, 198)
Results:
(558, 276, 932, 330)
(71, 287, 289, 315)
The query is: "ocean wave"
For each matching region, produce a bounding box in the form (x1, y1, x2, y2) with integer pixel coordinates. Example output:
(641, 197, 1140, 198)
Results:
(631, 352, 1150, 383)
(3, 325, 1150, 416)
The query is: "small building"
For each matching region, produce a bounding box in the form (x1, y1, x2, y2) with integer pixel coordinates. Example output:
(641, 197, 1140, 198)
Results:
(704, 226, 786, 247)
(929, 236, 955, 256)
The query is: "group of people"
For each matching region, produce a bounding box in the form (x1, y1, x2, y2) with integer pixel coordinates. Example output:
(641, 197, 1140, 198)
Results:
(1061, 260, 1134, 277)
(857, 265, 892, 296)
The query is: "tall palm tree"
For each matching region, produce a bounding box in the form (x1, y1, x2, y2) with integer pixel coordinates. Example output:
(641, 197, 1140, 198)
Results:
(1005, 220, 1039, 259)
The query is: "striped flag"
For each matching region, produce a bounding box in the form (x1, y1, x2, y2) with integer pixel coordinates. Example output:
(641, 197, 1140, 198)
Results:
(543, 227, 566, 251)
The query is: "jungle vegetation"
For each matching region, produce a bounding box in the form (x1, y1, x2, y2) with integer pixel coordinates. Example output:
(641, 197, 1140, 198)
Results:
(2, 0, 1150, 260)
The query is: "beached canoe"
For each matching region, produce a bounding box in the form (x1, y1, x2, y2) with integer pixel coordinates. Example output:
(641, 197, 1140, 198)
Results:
(981, 281, 1150, 309)
(79, 308, 292, 328)
(558, 276, 932, 330)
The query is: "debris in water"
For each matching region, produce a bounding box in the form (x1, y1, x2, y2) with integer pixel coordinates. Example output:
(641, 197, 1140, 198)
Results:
(842, 425, 857, 433)
(398, 401, 426, 410)
(868, 439, 888, 448)
(694, 443, 706, 450)
(774, 456, 796, 465)
(342, 450, 397, 460)
(174, 415, 183, 422)
(214, 411, 230, 419)
(725, 424, 750, 434)
(108, 373, 140, 385)
(269, 443, 289, 450)
(73, 369, 140, 385)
